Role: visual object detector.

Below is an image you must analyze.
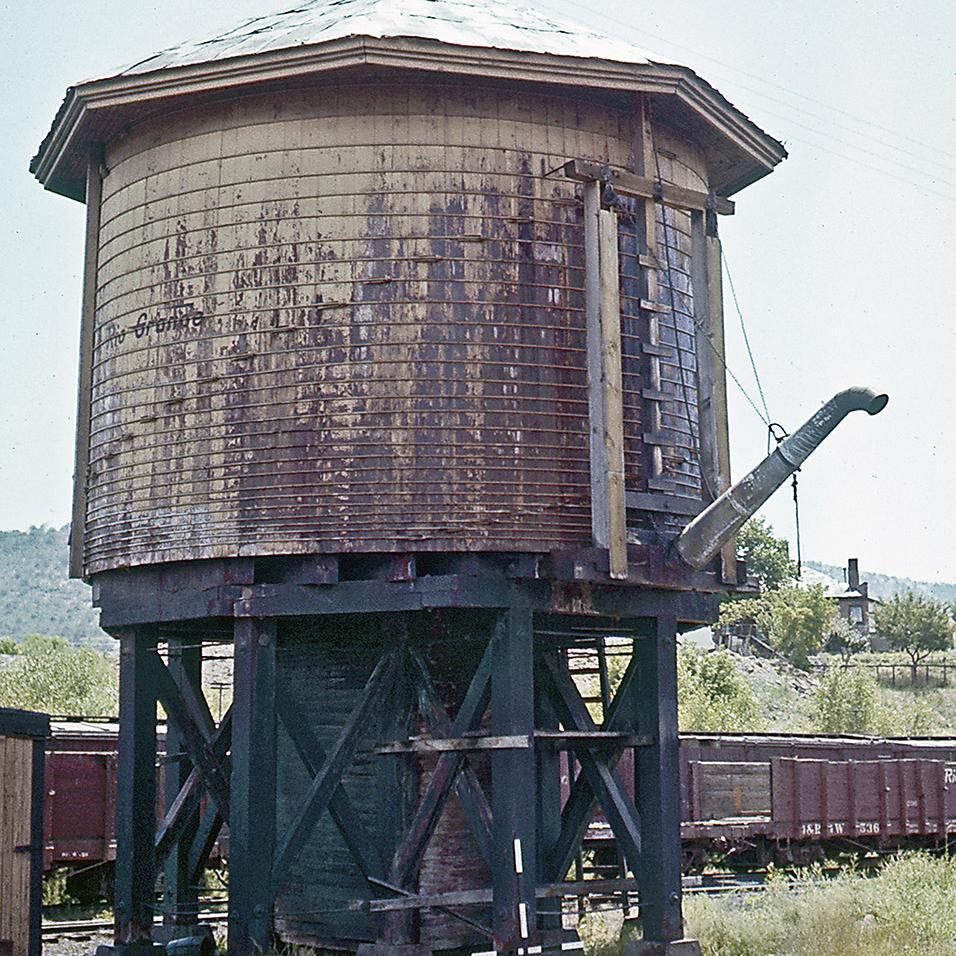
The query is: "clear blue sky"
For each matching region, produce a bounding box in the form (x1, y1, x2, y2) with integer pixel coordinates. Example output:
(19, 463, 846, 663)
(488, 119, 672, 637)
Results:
(2, 1, 953, 581)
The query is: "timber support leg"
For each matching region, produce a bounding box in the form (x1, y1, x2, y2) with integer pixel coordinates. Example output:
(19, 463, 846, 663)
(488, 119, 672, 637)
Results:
(114, 628, 159, 944)
(491, 596, 537, 953)
(163, 636, 203, 929)
(633, 615, 696, 952)
(229, 619, 277, 956)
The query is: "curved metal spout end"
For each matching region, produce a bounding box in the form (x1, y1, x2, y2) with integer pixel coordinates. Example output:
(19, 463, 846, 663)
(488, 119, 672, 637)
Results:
(674, 385, 888, 571)
(836, 386, 889, 417)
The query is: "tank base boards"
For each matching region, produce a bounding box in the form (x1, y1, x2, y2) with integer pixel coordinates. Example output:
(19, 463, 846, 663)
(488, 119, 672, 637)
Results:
(100, 559, 705, 956)
(92, 552, 722, 631)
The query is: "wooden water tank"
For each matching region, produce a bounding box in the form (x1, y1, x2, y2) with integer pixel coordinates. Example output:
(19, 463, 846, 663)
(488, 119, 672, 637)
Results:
(83, 80, 711, 575)
(32, 5, 785, 582)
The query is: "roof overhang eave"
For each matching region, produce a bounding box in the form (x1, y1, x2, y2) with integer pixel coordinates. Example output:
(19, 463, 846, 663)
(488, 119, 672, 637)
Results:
(33, 36, 786, 201)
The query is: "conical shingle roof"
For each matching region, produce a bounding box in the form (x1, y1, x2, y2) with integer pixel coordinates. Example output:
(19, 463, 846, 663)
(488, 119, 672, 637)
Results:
(32, 0, 786, 200)
(117, 0, 663, 77)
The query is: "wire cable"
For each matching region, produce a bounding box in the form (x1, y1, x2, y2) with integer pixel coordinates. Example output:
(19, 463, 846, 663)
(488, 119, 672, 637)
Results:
(721, 251, 772, 426)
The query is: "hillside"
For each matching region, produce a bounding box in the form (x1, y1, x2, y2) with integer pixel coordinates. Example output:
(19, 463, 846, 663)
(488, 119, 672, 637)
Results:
(804, 559, 956, 605)
(0, 526, 109, 650)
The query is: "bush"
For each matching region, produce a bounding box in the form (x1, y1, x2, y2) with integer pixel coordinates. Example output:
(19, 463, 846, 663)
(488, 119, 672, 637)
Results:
(811, 667, 882, 734)
(0, 634, 117, 716)
(678, 646, 764, 732)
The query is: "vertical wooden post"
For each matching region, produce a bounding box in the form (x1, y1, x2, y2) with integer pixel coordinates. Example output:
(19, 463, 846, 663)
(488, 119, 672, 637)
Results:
(584, 180, 628, 579)
(491, 596, 537, 952)
(690, 210, 720, 505)
(163, 637, 204, 928)
(634, 616, 684, 943)
(114, 628, 158, 944)
(382, 623, 418, 945)
(70, 147, 103, 579)
(632, 97, 665, 485)
(230, 619, 277, 956)
(28, 735, 46, 956)
(701, 215, 737, 584)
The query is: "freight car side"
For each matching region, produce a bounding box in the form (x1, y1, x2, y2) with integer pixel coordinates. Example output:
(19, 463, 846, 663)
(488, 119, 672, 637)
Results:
(589, 734, 956, 871)
(44, 721, 121, 871)
(43, 721, 176, 902)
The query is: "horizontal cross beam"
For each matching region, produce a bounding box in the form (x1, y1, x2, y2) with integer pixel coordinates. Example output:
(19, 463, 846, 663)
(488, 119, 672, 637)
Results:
(563, 158, 735, 215)
(376, 735, 531, 753)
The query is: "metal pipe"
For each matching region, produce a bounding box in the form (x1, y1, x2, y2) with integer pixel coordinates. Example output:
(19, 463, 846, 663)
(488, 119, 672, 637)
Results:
(674, 387, 888, 570)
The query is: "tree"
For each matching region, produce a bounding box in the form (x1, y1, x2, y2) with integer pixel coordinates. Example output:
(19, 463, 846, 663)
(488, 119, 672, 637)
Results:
(735, 517, 797, 592)
(677, 646, 764, 732)
(0, 635, 118, 716)
(874, 591, 954, 683)
(0, 637, 21, 655)
(720, 583, 837, 669)
(825, 618, 869, 663)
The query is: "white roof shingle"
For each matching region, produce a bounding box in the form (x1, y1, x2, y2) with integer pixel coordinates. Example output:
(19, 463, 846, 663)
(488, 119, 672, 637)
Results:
(116, 0, 665, 77)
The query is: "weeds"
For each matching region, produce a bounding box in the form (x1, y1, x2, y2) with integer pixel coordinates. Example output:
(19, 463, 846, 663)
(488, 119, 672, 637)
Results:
(580, 854, 956, 956)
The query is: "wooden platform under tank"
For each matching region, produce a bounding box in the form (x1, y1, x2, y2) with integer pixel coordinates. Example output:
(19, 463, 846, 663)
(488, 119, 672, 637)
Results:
(96, 552, 713, 956)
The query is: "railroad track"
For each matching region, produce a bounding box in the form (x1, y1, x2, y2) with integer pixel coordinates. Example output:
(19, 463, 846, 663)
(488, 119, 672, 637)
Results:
(42, 912, 226, 942)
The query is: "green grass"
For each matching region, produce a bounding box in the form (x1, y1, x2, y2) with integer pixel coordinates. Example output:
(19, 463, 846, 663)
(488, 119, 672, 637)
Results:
(581, 854, 956, 956)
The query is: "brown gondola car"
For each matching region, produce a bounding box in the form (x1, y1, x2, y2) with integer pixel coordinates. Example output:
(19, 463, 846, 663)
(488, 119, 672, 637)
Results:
(583, 733, 956, 871)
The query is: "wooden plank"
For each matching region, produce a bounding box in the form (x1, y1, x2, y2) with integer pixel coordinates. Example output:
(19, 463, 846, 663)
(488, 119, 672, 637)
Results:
(368, 877, 643, 913)
(70, 148, 103, 579)
(585, 181, 610, 553)
(0, 736, 10, 951)
(377, 734, 531, 754)
(705, 228, 737, 584)
(584, 182, 627, 579)
(691, 762, 771, 820)
(28, 738, 45, 956)
(691, 210, 720, 506)
(599, 208, 628, 580)
(534, 731, 653, 746)
(563, 159, 735, 215)
(15, 738, 32, 956)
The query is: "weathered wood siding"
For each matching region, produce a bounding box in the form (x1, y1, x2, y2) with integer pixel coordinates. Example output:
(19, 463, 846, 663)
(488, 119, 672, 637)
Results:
(84, 79, 710, 574)
(0, 736, 37, 956)
(689, 760, 771, 820)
